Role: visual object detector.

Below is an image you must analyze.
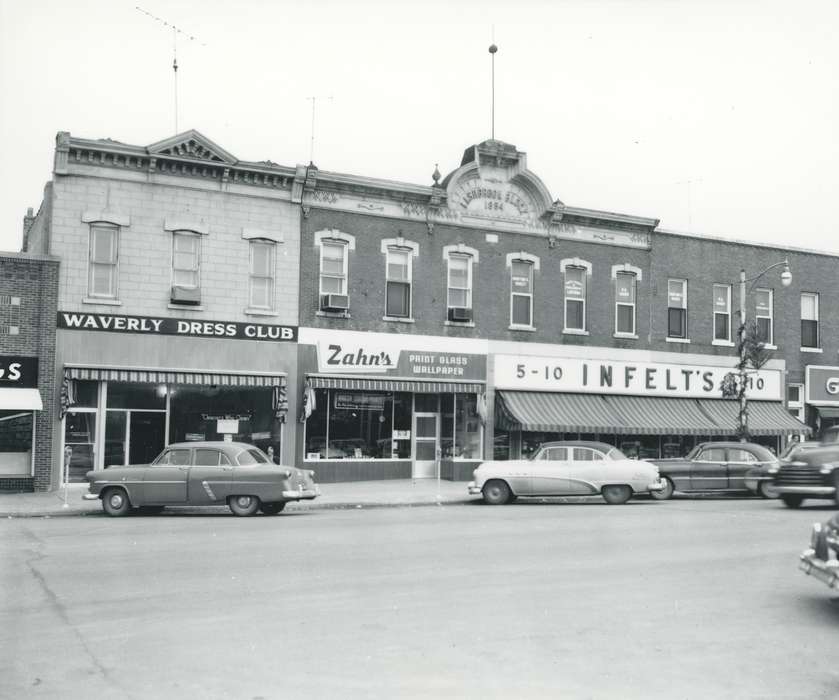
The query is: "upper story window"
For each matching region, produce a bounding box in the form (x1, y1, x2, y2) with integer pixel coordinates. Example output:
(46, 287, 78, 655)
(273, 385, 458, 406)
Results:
(713, 284, 731, 342)
(614, 272, 637, 335)
(447, 254, 472, 311)
(755, 288, 773, 345)
(88, 224, 119, 299)
(667, 279, 687, 339)
(510, 260, 534, 327)
(249, 240, 275, 310)
(801, 292, 819, 348)
(0, 296, 21, 336)
(564, 267, 587, 331)
(787, 383, 804, 421)
(319, 240, 349, 311)
(385, 247, 412, 318)
(172, 231, 200, 288)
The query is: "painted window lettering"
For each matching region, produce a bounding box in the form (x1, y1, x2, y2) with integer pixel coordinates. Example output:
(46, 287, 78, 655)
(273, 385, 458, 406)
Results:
(826, 377, 839, 395)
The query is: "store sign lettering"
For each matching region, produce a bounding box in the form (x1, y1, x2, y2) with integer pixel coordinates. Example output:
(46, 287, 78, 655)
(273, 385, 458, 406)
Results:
(827, 377, 839, 395)
(326, 344, 394, 370)
(0, 356, 38, 388)
(57, 312, 297, 342)
(807, 367, 839, 404)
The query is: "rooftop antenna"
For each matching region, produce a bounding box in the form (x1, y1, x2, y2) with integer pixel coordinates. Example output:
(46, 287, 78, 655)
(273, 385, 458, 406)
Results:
(489, 27, 498, 140)
(674, 178, 703, 231)
(135, 6, 206, 134)
(307, 95, 333, 166)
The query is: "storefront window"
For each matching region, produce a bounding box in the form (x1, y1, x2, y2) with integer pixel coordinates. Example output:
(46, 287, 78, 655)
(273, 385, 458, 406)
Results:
(493, 430, 510, 460)
(619, 435, 660, 459)
(73, 380, 98, 407)
(107, 382, 166, 410)
(521, 432, 563, 458)
(64, 411, 96, 481)
(440, 395, 454, 459)
(454, 394, 481, 459)
(0, 411, 33, 476)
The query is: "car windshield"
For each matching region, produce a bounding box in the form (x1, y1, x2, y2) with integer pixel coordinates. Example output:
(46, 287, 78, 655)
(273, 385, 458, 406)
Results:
(236, 448, 269, 466)
(607, 448, 628, 460)
(685, 445, 701, 460)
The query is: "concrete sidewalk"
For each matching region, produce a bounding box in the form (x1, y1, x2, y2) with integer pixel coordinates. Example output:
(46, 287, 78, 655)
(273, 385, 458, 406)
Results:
(0, 479, 475, 518)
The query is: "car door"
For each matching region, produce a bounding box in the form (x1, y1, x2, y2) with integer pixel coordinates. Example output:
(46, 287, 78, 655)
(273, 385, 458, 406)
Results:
(187, 448, 234, 504)
(142, 447, 190, 503)
(530, 447, 570, 495)
(726, 447, 758, 491)
(567, 447, 605, 495)
(689, 446, 728, 490)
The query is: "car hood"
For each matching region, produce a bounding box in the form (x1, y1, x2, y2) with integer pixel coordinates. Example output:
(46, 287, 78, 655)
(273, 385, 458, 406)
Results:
(790, 446, 839, 466)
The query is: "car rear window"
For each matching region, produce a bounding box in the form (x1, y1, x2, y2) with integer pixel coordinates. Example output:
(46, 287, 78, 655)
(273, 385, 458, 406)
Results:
(236, 449, 269, 465)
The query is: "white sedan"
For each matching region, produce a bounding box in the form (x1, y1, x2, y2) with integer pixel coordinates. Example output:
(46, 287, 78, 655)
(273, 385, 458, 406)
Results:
(468, 441, 666, 505)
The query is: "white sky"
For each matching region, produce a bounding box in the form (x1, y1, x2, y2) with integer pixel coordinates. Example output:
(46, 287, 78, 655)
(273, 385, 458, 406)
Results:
(1, 0, 837, 254)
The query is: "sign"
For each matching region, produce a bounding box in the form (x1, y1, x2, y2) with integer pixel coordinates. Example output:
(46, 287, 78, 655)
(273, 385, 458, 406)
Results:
(185, 433, 205, 441)
(493, 354, 782, 400)
(217, 419, 239, 434)
(58, 311, 297, 342)
(334, 392, 387, 411)
(0, 356, 38, 388)
(315, 338, 486, 380)
(805, 366, 839, 405)
(392, 430, 411, 440)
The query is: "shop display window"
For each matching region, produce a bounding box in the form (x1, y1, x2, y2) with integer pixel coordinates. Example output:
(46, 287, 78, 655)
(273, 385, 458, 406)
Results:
(521, 432, 563, 458)
(107, 382, 166, 410)
(454, 394, 481, 459)
(0, 411, 33, 476)
(72, 380, 99, 407)
(493, 431, 511, 460)
(64, 411, 96, 481)
(440, 395, 454, 459)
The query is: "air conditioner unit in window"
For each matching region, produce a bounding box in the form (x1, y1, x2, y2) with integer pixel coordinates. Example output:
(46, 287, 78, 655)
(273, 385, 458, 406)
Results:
(321, 293, 349, 312)
(170, 285, 201, 305)
(448, 307, 472, 322)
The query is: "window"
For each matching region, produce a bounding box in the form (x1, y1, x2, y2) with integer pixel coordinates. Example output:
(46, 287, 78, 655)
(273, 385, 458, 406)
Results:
(172, 231, 200, 288)
(510, 260, 533, 326)
(615, 272, 636, 335)
(88, 225, 119, 298)
(155, 448, 190, 465)
(728, 449, 757, 463)
(801, 293, 819, 348)
(249, 240, 275, 310)
(0, 296, 20, 336)
(698, 447, 726, 462)
(447, 255, 472, 310)
(540, 447, 568, 461)
(564, 267, 586, 331)
(713, 284, 731, 342)
(573, 447, 604, 461)
(667, 279, 687, 339)
(385, 248, 412, 318)
(755, 288, 773, 345)
(787, 384, 804, 421)
(320, 241, 347, 296)
(194, 449, 223, 466)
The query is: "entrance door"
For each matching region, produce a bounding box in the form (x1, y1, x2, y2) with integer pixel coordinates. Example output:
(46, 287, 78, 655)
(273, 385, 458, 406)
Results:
(413, 412, 439, 478)
(129, 412, 166, 464)
(690, 445, 728, 490)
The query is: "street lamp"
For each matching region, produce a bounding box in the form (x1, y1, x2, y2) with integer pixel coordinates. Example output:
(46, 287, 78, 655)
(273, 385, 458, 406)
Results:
(732, 259, 792, 441)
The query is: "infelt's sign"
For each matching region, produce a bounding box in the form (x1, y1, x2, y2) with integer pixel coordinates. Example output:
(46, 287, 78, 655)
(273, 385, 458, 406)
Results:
(0, 356, 38, 388)
(494, 354, 782, 400)
(805, 366, 839, 405)
(58, 312, 297, 342)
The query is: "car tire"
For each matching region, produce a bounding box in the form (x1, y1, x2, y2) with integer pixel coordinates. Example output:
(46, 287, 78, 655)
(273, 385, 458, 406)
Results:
(260, 502, 286, 515)
(102, 488, 132, 517)
(602, 484, 632, 505)
(482, 480, 512, 505)
(758, 481, 779, 499)
(780, 494, 804, 509)
(228, 495, 260, 516)
(650, 476, 674, 501)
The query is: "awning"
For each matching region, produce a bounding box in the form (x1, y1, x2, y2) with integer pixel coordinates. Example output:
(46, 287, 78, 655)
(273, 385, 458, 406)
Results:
(695, 399, 812, 436)
(0, 388, 43, 411)
(65, 366, 285, 387)
(605, 395, 719, 436)
(815, 406, 839, 419)
(496, 391, 629, 433)
(308, 375, 484, 394)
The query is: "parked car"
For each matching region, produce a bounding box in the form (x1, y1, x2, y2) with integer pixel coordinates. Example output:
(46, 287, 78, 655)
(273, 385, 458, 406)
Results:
(770, 440, 839, 508)
(84, 441, 320, 517)
(648, 442, 779, 500)
(799, 512, 839, 591)
(467, 441, 665, 505)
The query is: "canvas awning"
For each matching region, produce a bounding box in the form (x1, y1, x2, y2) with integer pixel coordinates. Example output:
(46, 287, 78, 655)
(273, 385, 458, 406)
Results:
(496, 391, 629, 433)
(308, 375, 484, 394)
(696, 399, 812, 436)
(815, 406, 839, 419)
(64, 366, 285, 387)
(604, 395, 719, 435)
(0, 388, 43, 411)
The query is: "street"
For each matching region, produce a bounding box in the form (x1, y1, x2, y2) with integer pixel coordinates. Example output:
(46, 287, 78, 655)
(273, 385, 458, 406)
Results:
(2, 497, 838, 699)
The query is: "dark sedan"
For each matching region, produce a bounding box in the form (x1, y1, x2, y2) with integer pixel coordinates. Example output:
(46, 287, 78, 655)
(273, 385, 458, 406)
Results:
(649, 442, 779, 500)
(800, 512, 839, 591)
(771, 442, 839, 508)
(84, 441, 319, 516)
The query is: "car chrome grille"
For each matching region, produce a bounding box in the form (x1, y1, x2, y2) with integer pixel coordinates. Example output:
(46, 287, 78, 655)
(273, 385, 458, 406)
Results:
(776, 465, 827, 486)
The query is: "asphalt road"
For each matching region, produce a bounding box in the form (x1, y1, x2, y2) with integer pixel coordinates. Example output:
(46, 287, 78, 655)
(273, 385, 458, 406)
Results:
(2, 496, 838, 700)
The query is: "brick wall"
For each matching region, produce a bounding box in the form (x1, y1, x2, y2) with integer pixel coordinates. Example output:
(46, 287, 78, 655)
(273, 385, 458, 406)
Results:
(0, 254, 60, 491)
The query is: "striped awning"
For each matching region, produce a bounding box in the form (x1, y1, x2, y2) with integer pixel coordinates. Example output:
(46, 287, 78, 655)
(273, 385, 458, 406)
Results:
(605, 395, 719, 435)
(696, 399, 812, 436)
(497, 391, 630, 433)
(308, 375, 484, 394)
(64, 366, 285, 387)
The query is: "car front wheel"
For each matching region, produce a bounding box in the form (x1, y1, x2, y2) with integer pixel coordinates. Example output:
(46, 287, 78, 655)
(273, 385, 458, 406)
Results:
(228, 495, 260, 516)
(102, 488, 131, 517)
(780, 494, 804, 509)
(650, 476, 674, 501)
(482, 480, 512, 505)
(602, 484, 632, 505)
(758, 480, 779, 499)
(260, 502, 286, 515)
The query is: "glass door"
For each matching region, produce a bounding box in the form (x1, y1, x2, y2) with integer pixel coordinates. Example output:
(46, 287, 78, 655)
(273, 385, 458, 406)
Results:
(129, 411, 166, 464)
(64, 412, 97, 482)
(413, 412, 439, 478)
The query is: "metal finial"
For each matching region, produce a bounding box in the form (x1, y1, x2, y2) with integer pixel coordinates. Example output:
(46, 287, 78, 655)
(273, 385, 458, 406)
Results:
(432, 163, 441, 185)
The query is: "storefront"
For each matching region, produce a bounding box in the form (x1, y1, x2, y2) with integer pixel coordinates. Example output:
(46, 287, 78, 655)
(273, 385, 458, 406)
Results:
(805, 366, 839, 438)
(0, 356, 43, 480)
(492, 352, 810, 459)
(56, 311, 296, 482)
(297, 329, 487, 482)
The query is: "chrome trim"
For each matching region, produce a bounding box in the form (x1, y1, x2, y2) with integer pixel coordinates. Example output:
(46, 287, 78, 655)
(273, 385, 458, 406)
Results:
(800, 549, 839, 589)
(776, 486, 835, 495)
(648, 479, 666, 492)
(201, 481, 217, 500)
(83, 493, 100, 501)
(281, 487, 320, 499)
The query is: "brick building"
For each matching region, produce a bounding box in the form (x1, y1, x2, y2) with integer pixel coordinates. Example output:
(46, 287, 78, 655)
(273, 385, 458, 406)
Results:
(0, 252, 59, 491)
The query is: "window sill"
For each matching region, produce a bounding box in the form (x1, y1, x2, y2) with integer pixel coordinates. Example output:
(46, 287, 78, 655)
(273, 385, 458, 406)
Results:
(763, 343, 778, 350)
(712, 339, 735, 347)
(167, 303, 205, 311)
(316, 310, 350, 319)
(563, 328, 589, 336)
(508, 324, 536, 332)
(613, 333, 638, 340)
(82, 297, 121, 306)
(444, 320, 476, 328)
(801, 347, 823, 353)
(244, 308, 278, 317)
(383, 316, 415, 324)
(666, 337, 691, 344)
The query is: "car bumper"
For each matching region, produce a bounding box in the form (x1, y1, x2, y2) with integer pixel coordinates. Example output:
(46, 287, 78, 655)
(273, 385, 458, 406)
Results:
(467, 481, 482, 495)
(282, 486, 320, 500)
(648, 479, 666, 492)
(83, 492, 100, 501)
(776, 486, 835, 496)
(799, 549, 839, 589)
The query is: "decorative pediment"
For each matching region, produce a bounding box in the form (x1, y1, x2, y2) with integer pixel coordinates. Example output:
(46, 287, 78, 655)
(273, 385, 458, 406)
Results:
(147, 129, 237, 164)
